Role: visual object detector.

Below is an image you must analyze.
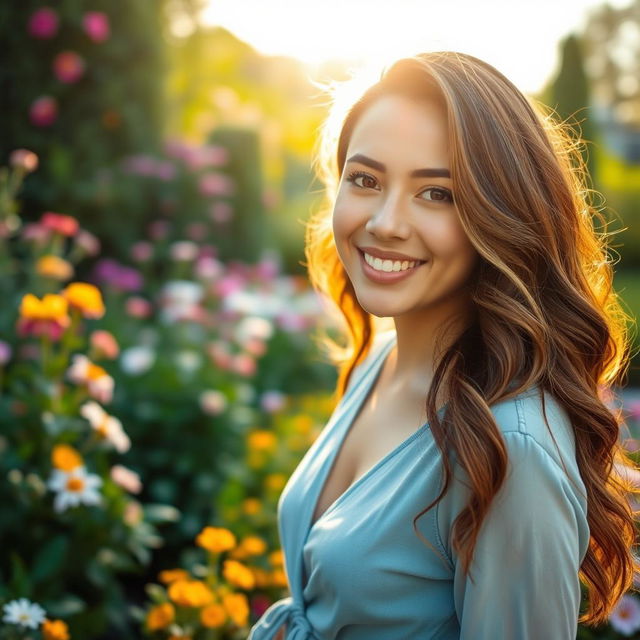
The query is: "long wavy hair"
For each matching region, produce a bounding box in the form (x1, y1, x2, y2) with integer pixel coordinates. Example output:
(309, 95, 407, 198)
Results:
(303, 51, 638, 625)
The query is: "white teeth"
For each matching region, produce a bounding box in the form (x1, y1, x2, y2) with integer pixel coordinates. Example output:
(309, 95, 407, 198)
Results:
(363, 252, 420, 272)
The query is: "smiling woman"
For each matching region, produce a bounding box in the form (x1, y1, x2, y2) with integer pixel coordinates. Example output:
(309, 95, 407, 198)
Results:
(248, 51, 638, 640)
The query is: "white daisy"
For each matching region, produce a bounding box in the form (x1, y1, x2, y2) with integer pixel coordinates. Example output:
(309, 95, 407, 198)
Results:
(47, 465, 103, 512)
(80, 401, 130, 453)
(2, 597, 46, 629)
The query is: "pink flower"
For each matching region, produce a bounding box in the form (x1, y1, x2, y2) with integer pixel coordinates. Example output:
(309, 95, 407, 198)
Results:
(130, 241, 153, 263)
(199, 390, 227, 416)
(82, 11, 110, 43)
(195, 256, 223, 281)
(198, 172, 235, 197)
(231, 353, 256, 377)
(90, 330, 120, 360)
(155, 161, 176, 181)
(29, 96, 58, 127)
(206, 341, 232, 370)
(214, 273, 245, 298)
(28, 8, 59, 39)
(53, 51, 85, 84)
(74, 229, 101, 256)
(110, 465, 142, 494)
(609, 594, 640, 636)
(9, 149, 39, 173)
(209, 201, 233, 223)
(255, 257, 279, 281)
(0, 340, 12, 366)
(261, 390, 287, 413)
(148, 220, 170, 241)
(170, 241, 199, 262)
(186, 222, 207, 242)
(125, 297, 152, 319)
(21, 223, 50, 245)
(276, 311, 309, 332)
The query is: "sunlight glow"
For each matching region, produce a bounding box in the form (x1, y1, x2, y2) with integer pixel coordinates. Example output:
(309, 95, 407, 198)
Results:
(200, 0, 634, 95)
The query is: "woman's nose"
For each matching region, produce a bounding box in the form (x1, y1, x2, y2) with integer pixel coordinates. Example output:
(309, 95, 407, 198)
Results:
(364, 194, 410, 239)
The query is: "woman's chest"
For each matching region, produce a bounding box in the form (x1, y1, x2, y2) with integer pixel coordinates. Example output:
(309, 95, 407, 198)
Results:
(311, 391, 430, 528)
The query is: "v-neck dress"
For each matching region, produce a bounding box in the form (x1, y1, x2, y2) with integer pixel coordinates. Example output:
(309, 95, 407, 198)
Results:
(247, 330, 590, 640)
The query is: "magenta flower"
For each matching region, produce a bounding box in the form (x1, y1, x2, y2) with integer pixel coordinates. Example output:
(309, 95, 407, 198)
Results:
(0, 340, 12, 366)
(53, 51, 85, 84)
(29, 96, 58, 127)
(27, 8, 59, 39)
(82, 11, 110, 43)
(609, 594, 640, 636)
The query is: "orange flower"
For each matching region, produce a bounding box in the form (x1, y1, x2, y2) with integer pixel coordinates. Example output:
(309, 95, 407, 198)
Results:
(221, 592, 249, 627)
(268, 549, 284, 566)
(168, 579, 214, 607)
(158, 568, 190, 584)
(90, 330, 119, 359)
(242, 498, 261, 515)
(247, 429, 276, 451)
(61, 282, 105, 319)
(51, 444, 83, 471)
(196, 526, 236, 553)
(42, 618, 70, 640)
(146, 602, 175, 631)
(222, 559, 255, 590)
(200, 602, 227, 628)
(36, 255, 74, 281)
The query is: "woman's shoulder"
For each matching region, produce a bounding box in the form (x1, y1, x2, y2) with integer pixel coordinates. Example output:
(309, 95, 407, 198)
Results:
(489, 385, 578, 475)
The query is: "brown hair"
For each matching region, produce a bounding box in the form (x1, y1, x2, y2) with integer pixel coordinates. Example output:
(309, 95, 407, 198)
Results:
(304, 51, 638, 625)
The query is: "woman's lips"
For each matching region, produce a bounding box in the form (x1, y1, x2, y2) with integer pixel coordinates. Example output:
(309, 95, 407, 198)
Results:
(358, 249, 426, 283)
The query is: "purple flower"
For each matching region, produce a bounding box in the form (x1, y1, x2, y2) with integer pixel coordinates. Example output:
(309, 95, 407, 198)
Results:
(610, 594, 640, 636)
(92, 259, 143, 292)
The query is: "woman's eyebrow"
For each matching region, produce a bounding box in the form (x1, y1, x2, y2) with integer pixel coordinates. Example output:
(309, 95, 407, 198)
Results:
(346, 153, 451, 178)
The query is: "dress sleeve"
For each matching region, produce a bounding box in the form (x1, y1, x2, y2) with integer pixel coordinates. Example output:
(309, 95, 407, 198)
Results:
(450, 431, 589, 640)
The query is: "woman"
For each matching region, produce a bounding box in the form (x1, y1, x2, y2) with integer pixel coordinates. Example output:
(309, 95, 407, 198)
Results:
(248, 51, 638, 639)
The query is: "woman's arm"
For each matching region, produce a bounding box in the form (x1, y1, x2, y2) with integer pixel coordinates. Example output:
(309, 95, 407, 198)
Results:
(449, 431, 589, 639)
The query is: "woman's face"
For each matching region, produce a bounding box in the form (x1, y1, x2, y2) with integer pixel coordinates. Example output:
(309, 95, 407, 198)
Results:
(332, 93, 479, 319)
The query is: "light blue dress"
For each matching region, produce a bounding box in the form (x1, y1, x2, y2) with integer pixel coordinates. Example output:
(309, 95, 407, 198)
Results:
(248, 330, 590, 639)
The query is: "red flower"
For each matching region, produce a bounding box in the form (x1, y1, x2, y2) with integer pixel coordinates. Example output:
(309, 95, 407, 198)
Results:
(40, 212, 79, 237)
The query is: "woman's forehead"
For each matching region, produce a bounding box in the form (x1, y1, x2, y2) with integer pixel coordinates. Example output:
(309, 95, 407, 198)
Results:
(346, 95, 450, 169)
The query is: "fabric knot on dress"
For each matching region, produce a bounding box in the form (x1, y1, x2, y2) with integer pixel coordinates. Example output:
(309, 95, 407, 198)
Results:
(247, 595, 317, 639)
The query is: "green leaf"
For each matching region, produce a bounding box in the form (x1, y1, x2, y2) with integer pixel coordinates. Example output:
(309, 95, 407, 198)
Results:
(30, 535, 69, 585)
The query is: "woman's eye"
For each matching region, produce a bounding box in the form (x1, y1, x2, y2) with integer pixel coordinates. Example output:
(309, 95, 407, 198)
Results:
(345, 170, 379, 190)
(420, 187, 453, 203)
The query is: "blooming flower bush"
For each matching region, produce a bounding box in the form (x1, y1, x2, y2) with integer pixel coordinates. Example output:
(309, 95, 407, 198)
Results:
(0, 154, 179, 639)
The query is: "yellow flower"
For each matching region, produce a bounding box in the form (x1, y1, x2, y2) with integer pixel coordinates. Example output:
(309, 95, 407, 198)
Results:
(42, 618, 70, 640)
(242, 498, 261, 515)
(221, 592, 249, 627)
(146, 602, 175, 631)
(268, 549, 284, 566)
(240, 536, 267, 556)
(168, 579, 214, 607)
(36, 255, 74, 281)
(196, 526, 236, 553)
(20, 293, 69, 320)
(200, 603, 227, 628)
(293, 414, 313, 433)
(51, 444, 83, 472)
(61, 282, 105, 319)
(158, 568, 191, 584)
(222, 559, 255, 590)
(265, 473, 286, 492)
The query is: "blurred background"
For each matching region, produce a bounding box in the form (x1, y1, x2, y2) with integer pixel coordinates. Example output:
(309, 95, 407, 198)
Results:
(1, 1, 640, 639)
